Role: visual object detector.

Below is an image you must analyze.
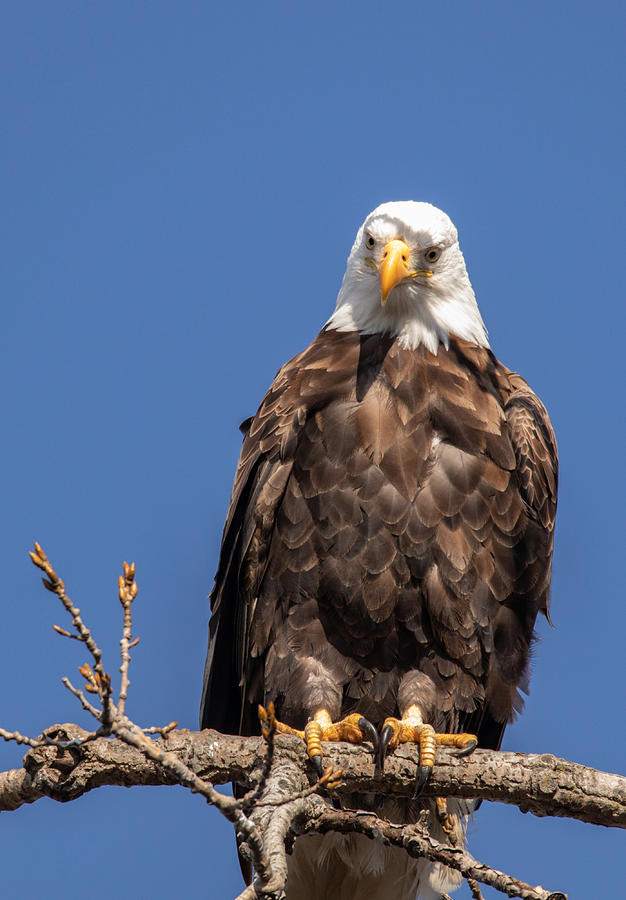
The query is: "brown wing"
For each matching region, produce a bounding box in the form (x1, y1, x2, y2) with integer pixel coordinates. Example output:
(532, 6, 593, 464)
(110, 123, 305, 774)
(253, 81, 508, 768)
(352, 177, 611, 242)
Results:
(464, 366, 558, 750)
(200, 330, 360, 734)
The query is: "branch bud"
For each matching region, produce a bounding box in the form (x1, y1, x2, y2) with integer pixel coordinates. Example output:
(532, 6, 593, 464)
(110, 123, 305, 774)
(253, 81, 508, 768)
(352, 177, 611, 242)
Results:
(79, 663, 94, 681)
(52, 625, 72, 638)
(33, 541, 47, 561)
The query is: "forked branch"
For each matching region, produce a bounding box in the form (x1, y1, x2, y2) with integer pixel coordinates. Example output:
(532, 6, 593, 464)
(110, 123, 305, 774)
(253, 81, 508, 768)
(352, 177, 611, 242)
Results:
(4, 544, 623, 899)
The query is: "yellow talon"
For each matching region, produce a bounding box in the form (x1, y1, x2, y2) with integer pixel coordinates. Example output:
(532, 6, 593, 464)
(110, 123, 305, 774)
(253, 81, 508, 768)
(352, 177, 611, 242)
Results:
(379, 704, 477, 794)
(259, 706, 378, 776)
(435, 732, 478, 755)
(304, 710, 378, 775)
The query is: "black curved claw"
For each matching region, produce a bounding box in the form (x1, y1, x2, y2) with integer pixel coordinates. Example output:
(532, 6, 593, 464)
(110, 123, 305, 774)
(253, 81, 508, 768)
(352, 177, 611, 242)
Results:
(377, 723, 394, 773)
(414, 765, 432, 798)
(454, 738, 477, 758)
(310, 753, 324, 778)
(357, 716, 379, 753)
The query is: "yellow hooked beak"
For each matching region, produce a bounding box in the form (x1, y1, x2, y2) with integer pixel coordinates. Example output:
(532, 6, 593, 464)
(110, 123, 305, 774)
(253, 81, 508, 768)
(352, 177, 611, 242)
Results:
(378, 239, 432, 305)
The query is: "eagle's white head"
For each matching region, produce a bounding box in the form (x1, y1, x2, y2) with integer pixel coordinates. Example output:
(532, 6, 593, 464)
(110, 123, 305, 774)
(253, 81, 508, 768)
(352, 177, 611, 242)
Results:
(327, 201, 489, 354)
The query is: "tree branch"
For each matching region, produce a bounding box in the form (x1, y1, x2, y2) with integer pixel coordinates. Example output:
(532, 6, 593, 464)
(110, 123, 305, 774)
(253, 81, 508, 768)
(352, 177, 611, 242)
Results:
(2, 725, 623, 830)
(2, 543, 620, 900)
(295, 804, 567, 900)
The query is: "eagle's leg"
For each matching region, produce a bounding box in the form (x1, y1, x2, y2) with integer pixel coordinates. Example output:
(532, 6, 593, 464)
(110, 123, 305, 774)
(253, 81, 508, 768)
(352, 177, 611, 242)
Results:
(258, 705, 378, 777)
(304, 709, 379, 777)
(378, 704, 477, 795)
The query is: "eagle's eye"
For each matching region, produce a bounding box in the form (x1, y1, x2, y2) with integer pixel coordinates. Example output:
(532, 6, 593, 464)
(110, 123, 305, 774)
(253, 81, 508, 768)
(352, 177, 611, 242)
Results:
(365, 233, 376, 249)
(425, 246, 441, 264)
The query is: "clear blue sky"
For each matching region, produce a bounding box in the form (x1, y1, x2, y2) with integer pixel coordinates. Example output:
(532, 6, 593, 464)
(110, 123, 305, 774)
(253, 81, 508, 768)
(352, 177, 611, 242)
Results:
(1, 3, 624, 897)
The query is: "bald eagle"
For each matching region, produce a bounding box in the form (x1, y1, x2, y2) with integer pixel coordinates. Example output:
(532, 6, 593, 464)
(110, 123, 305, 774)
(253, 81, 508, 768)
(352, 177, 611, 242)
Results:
(201, 202, 558, 899)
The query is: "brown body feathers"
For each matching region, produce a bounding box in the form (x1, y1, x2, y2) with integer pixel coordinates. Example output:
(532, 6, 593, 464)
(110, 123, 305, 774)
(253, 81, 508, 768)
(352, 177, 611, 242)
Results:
(201, 328, 558, 754)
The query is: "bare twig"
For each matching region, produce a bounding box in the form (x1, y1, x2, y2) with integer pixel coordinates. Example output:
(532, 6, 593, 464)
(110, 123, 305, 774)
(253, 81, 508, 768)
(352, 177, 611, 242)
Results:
(30, 543, 106, 681)
(0, 728, 47, 749)
(142, 721, 178, 736)
(25, 545, 280, 897)
(52, 624, 82, 640)
(468, 878, 486, 900)
(112, 718, 275, 892)
(237, 703, 341, 813)
(117, 561, 137, 717)
(296, 804, 566, 900)
(111, 719, 236, 814)
(61, 676, 102, 719)
(1, 723, 100, 751)
(238, 701, 279, 810)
